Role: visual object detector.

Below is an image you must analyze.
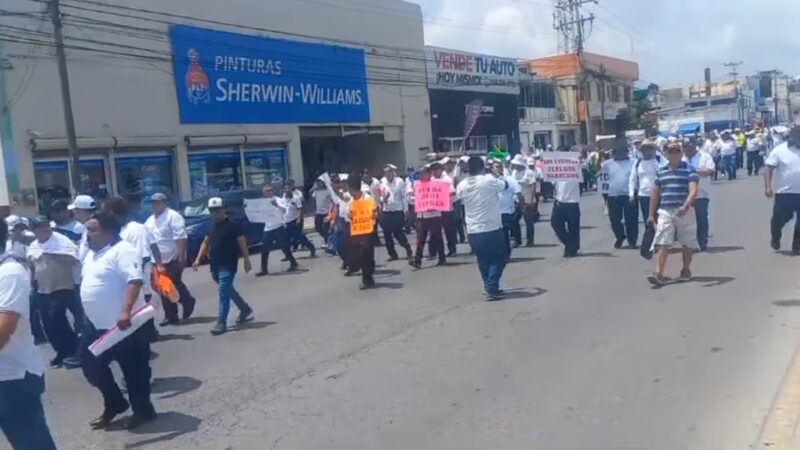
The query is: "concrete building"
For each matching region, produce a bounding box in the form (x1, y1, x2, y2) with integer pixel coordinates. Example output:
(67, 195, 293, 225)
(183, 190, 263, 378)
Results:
(747, 71, 791, 126)
(656, 91, 756, 135)
(524, 52, 639, 144)
(0, 0, 432, 214)
(517, 69, 580, 151)
(425, 46, 520, 155)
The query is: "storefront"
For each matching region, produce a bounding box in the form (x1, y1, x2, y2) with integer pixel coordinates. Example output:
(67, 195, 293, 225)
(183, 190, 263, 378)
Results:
(2, 0, 432, 215)
(425, 47, 521, 154)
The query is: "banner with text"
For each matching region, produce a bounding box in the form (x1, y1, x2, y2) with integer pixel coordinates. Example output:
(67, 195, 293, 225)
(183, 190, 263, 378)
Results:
(414, 180, 452, 212)
(350, 197, 375, 236)
(541, 152, 584, 183)
(425, 46, 519, 94)
(170, 24, 370, 124)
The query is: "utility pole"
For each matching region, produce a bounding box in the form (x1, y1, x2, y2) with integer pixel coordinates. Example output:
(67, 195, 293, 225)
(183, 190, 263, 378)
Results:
(553, 0, 596, 144)
(49, 0, 81, 197)
(724, 61, 743, 128)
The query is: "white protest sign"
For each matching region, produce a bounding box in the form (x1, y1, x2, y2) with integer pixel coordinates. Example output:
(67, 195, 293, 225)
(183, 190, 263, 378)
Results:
(243, 198, 282, 224)
(541, 152, 584, 183)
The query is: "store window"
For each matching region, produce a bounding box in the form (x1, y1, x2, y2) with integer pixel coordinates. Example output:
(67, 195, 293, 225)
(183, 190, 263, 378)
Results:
(533, 132, 552, 150)
(188, 151, 244, 198)
(491, 135, 508, 150)
(115, 154, 176, 210)
(34, 159, 109, 212)
(244, 148, 288, 189)
(468, 136, 488, 152)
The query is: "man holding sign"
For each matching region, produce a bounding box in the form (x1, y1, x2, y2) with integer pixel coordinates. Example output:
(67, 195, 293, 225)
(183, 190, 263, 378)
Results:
(409, 166, 447, 269)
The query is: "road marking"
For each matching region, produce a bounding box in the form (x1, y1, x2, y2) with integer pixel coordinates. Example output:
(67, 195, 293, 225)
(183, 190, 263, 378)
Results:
(760, 343, 800, 448)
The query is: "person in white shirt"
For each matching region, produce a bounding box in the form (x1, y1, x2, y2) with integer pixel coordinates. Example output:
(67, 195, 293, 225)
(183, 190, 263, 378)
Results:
(310, 179, 333, 244)
(765, 125, 800, 254)
(408, 166, 447, 269)
(683, 137, 716, 252)
(552, 178, 582, 257)
(746, 132, 764, 176)
(511, 155, 538, 247)
(0, 220, 57, 450)
(492, 161, 523, 258)
(719, 131, 738, 180)
(705, 133, 722, 180)
(602, 139, 638, 248)
(629, 140, 661, 230)
(104, 197, 159, 304)
(457, 157, 510, 300)
(380, 164, 412, 261)
(4, 215, 34, 261)
(78, 212, 157, 431)
(282, 183, 316, 258)
(256, 185, 299, 275)
(28, 216, 81, 368)
(432, 160, 459, 256)
(144, 193, 196, 326)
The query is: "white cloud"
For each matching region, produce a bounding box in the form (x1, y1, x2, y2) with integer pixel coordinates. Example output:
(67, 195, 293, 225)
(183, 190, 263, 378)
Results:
(412, 0, 800, 86)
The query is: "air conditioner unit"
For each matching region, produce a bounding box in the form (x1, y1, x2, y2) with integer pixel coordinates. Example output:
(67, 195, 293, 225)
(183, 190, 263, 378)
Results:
(559, 113, 566, 122)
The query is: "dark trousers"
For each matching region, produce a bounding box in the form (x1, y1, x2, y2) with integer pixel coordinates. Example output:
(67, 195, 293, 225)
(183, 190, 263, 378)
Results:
(746, 151, 763, 175)
(712, 156, 721, 180)
(501, 213, 518, 256)
(522, 204, 537, 245)
(638, 196, 651, 224)
(695, 198, 710, 251)
(415, 216, 445, 264)
(607, 195, 639, 246)
(452, 201, 466, 243)
(38, 289, 78, 359)
(30, 292, 46, 342)
(0, 373, 57, 450)
(160, 260, 197, 322)
(736, 146, 745, 168)
(261, 226, 297, 271)
(381, 210, 412, 259)
(441, 211, 458, 254)
(771, 193, 800, 251)
(78, 321, 156, 417)
(348, 235, 375, 285)
(551, 202, 581, 254)
(285, 221, 315, 253)
(468, 229, 508, 295)
(69, 287, 85, 332)
(405, 205, 415, 233)
(314, 213, 330, 243)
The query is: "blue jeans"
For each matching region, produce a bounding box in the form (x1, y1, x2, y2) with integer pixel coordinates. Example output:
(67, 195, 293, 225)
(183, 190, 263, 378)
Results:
(0, 373, 57, 450)
(212, 269, 250, 325)
(695, 198, 710, 251)
(467, 229, 508, 295)
(723, 154, 737, 179)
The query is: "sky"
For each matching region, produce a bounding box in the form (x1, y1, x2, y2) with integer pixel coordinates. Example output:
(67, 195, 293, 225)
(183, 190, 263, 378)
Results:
(411, 0, 799, 87)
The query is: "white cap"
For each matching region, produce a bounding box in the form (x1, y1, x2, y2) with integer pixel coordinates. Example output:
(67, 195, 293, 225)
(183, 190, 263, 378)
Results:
(4, 214, 23, 229)
(511, 154, 527, 166)
(68, 195, 96, 211)
(459, 156, 469, 163)
(207, 197, 224, 209)
(526, 157, 537, 166)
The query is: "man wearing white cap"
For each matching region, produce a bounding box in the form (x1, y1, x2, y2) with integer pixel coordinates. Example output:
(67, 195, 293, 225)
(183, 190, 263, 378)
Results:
(511, 154, 538, 247)
(144, 193, 196, 326)
(380, 164, 412, 261)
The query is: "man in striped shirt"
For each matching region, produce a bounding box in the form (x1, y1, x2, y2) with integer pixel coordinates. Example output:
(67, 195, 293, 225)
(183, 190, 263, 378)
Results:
(647, 140, 700, 286)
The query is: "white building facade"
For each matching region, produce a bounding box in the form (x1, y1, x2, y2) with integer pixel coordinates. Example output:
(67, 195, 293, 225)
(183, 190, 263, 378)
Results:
(0, 0, 432, 214)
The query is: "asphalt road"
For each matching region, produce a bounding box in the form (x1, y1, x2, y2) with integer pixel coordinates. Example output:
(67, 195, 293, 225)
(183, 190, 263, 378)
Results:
(11, 175, 800, 450)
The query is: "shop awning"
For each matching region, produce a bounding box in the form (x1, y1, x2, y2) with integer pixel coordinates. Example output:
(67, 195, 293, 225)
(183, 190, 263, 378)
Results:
(675, 122, 701, 134)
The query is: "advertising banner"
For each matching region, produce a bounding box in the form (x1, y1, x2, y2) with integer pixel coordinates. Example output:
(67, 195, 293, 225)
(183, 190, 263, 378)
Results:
(413, 180, 452, 212)
(426, 46, 519, 94)
(541, 152, 584, 183)
(170, 24, 370, 124)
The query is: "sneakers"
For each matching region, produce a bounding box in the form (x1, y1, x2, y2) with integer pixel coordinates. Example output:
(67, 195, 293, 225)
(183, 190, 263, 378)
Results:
(483, 291, 504, 302)
(236, 308, 254, 325)
(210, 323, 227, 336)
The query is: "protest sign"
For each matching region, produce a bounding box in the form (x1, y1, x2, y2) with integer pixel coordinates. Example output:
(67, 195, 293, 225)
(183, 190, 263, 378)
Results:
(540, 152, 584, 183)
(350, 197, 375, 236)
(413, 180, 452, 212)
(244, 198, 283, 224)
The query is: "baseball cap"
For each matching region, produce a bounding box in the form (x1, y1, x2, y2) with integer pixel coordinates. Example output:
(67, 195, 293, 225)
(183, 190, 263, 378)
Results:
(68, 194, 96, 211)
(640, 139, 657, 149)
(4, 215, 23, 229)
(666, 141, 683, 152)
(30, 215, 51, 229)
(151, 192, 168, 202)
(207, 197, 224, 209)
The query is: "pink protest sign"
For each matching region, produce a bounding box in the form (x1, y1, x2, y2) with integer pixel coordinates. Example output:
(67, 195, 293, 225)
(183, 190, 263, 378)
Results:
(414, 179, 452, 212)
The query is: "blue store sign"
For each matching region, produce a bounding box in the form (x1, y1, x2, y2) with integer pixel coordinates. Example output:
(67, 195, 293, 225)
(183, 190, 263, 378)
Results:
(169, 24, 370, 124)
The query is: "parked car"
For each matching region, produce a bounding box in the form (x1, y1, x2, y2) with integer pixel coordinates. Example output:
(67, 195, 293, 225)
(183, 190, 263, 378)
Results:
(181, 190, 264, 263)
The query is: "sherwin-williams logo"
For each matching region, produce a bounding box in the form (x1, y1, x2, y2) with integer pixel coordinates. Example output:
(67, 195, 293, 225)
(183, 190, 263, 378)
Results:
(185, 48, 210, 105)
